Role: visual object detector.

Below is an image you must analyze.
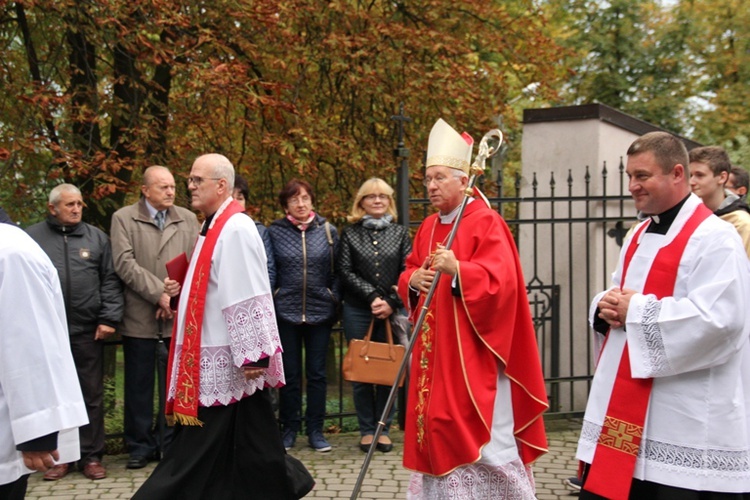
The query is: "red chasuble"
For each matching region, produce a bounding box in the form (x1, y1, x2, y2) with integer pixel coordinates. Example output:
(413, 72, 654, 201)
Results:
(397, 200, 548, 476)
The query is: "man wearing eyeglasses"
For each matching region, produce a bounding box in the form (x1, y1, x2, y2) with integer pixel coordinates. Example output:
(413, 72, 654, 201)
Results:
(110, 166, 200, 470)
(397, 119, 548, 498)
(133, 154, 295, 499)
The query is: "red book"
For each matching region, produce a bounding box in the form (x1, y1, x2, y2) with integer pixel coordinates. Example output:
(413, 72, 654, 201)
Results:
(165, 252, 189, 310)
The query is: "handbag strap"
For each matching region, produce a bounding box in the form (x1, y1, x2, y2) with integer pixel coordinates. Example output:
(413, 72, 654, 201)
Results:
(359, 316, 398, 359)
(324, 221, 334, 275)
(363, 317, 376, 342)
(363, 316, 395, 346)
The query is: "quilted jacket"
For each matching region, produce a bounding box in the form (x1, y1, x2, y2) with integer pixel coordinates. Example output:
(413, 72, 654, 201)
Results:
(338, 221, 412, 311)
(268, 214, 341, 325)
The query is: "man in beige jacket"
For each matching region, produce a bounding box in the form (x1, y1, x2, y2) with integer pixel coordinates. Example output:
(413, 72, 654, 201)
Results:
(111, 166, 200, 469)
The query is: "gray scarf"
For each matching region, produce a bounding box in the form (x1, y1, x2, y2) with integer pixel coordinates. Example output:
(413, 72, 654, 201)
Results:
(361, 214, 392, 230)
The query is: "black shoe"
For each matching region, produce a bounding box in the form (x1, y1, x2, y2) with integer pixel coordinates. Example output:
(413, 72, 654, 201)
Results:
(126, 456, 149, 469)
(564, 476, 582, 492)
(376, 442, 393, 452)
(376, 436, 393, 453)
(359, 435, 374, 453)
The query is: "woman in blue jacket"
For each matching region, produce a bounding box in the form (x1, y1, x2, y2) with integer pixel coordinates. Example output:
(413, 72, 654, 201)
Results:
(268, 179, 340, 453)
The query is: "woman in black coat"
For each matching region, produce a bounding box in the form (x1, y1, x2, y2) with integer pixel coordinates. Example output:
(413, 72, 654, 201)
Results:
(338, 178, 411, 452)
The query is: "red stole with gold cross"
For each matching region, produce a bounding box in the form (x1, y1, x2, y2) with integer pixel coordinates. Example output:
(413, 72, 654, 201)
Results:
(584, 203, 712, 499)
(165, 200, 245, 426)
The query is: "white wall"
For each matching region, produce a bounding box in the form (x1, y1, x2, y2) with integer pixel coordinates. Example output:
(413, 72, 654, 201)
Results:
(519, 110, 641, 412)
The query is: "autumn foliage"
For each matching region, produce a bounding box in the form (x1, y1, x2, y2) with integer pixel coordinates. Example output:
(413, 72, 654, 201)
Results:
(0, 0, 562, 228)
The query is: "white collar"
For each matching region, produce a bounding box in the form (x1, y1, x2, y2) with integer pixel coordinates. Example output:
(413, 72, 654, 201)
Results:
(206, 196, 234, 230)
(439, 198, 474, 224)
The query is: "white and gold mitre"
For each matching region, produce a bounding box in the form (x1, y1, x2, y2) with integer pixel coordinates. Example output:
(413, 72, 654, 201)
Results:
(425, 118, 474, 174)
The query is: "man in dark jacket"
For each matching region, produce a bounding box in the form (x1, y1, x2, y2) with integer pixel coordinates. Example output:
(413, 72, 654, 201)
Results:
(26, 184, 123, 482)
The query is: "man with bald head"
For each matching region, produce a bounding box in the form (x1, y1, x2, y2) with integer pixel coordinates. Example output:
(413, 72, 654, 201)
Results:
(133, 155, 295, 498)
(110, 166, 200, 469)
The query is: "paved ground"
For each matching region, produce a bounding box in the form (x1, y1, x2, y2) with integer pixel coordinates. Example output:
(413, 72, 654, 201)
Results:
(24, 419, 582, 499)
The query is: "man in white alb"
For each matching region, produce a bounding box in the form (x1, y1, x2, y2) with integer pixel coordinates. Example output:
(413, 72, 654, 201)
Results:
(0, 224, 88, 499)
(133, 154, 296, 499)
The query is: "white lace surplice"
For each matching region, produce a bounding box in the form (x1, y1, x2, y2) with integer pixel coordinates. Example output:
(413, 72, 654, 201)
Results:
(168, 201, 284, 407)
(407, 371, 536, 499)
(0, 226, 88, 485)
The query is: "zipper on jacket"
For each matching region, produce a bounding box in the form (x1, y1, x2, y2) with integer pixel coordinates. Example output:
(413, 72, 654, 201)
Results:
(301, 229, 307, 323)
(63, 229, 72, 323)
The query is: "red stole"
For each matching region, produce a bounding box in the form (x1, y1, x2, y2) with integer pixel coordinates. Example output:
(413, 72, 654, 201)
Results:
(585, 203, 712, 499)
(165, 200, 245, 426)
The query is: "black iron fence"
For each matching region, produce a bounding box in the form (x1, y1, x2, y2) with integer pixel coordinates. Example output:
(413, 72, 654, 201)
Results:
(494, 161, 633, 417)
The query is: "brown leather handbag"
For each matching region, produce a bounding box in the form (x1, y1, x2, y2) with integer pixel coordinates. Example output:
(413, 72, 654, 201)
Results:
(342, 316, 406, 387)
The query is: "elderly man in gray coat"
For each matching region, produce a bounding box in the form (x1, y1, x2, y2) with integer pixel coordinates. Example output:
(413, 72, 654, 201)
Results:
(110, 166, 200, 470)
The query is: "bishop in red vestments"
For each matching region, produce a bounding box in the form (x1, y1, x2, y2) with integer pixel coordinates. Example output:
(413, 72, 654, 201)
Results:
(398, 119, 548, 499)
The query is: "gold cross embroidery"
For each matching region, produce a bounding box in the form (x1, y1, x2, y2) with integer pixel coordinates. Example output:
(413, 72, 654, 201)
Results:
(607, 421, 633, 449)
(178, 381, 194, 405)
(599, 416, 643, 456)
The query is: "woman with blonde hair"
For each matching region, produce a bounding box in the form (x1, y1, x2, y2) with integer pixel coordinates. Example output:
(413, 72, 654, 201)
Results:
(338, 178, 411, 452)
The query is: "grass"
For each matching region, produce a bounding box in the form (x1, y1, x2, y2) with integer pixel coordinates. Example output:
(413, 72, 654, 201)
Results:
(103, 344, 126, 454)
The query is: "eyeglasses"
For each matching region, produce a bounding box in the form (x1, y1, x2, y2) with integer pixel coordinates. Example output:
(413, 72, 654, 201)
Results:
(288, 195, 312, 206)
(363, 193, 389, 201)
(187, 176, 221, 186)
(422, 175, 450, 187)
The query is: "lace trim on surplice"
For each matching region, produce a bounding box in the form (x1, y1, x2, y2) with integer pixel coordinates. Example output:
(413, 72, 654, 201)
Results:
(168, 344, 285, 407)
(580, 419, 750, 477)
(222, 293, 281, 367)
(406, 460, 536, 500)
(636, 297, 672, 376)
